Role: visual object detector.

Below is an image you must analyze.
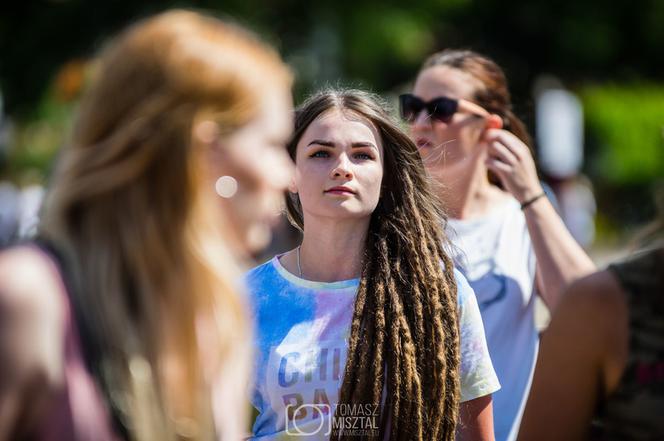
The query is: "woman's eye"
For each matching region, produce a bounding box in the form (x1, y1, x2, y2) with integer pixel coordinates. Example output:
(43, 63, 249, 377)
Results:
(310, 150, 329, 158)
(354, 152, 373, 160)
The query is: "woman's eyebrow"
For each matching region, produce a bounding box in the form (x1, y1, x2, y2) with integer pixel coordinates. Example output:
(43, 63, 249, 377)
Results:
(307, 139, 335, 147)
(351, 142, 377, 149)
(306, 139, 377, 149)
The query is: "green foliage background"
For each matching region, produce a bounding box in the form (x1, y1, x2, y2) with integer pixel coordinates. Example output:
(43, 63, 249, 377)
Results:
(1, 0, 662, 236)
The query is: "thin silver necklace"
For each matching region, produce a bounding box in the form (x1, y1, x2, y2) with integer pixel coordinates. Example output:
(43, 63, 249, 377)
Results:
(296, 245, 303, 278)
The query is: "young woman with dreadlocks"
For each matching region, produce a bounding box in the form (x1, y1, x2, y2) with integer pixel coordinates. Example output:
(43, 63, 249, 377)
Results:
(245, 88, 500, 441)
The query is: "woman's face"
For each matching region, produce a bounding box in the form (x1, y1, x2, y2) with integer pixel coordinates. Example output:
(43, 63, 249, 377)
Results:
(208, 87, 294, 254)
(292, 109, 384, 223)
(410, 66, 488, 177)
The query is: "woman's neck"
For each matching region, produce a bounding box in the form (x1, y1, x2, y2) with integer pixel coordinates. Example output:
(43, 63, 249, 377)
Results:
(432, 160, 508, 220)
(285, 216, 369, 283)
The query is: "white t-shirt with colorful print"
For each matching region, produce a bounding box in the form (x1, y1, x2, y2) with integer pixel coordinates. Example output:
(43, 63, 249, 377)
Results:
(245, 255, 499, 440)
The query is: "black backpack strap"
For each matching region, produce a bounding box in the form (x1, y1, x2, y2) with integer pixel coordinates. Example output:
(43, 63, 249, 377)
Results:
(32, 237, 130, 440)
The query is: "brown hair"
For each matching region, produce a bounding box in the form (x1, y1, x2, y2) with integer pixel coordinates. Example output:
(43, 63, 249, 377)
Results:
(40, 10, 291, 440)
(285, 89, 460, 440)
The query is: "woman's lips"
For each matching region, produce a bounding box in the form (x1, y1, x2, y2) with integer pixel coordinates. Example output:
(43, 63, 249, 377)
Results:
(324, 186, 355, 195)
(416, 138, 432, 148)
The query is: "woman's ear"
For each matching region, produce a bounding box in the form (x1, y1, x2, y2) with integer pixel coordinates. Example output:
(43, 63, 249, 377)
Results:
(288, 177, 298, 194)
(486, 114, 503, 130)
(193, 120, 221, 145)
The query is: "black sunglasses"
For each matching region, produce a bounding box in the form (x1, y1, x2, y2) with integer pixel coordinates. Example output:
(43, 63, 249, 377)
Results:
(399, 93, 461, 124)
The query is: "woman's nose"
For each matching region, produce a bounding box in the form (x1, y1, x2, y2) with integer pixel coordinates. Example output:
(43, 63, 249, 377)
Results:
(331, 155, 352, 179)
(411, 110, 431, 131)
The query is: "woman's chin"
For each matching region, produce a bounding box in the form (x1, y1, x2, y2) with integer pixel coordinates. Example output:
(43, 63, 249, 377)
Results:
(318, 204, 375, 221)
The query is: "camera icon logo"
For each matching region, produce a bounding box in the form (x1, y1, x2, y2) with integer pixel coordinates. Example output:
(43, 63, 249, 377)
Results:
(285, 403, 332, 436)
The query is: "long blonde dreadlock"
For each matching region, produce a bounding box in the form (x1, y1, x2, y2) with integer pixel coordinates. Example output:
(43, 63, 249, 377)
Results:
(285, 89, 461, 441)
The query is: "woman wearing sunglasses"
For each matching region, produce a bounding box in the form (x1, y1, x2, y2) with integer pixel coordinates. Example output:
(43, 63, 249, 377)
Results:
(246, 88, 500, 440)
(401, 49, 596, 441)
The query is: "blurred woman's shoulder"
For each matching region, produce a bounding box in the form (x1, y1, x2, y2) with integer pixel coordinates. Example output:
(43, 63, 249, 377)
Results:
(555, 269, 628, 366)
(0, 244, 68, 327)
(559, 268, 626, 332)
(0, 244, 69, 438)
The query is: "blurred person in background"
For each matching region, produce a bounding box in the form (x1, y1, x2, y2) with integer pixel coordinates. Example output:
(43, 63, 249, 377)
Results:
(0, 9, 293, 441)
(518, 188, 664, 441)
(0, 173, 45, 245)
(535, 85, 597, 250)
(402, 49, 596, 441)
(0, 179, 19, 247)
(246, 89, 500, 441)
(0, 96, 20, 247)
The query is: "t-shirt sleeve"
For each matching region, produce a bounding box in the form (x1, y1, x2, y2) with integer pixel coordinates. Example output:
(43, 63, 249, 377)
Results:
(454, 268, 501, 402)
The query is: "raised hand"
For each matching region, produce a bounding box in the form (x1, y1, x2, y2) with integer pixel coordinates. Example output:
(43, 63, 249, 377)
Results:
(483, 128, 543, 204)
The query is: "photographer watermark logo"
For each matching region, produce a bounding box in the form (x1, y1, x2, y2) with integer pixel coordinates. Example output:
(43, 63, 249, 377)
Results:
(284, 403, 379, 437)
(285, 404, 332, 436)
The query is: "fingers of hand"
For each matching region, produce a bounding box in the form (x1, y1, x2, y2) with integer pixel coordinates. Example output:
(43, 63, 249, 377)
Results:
(485, 157, 512, 175)
(488, 140, 519, 166)
(484, 129, 530, 160)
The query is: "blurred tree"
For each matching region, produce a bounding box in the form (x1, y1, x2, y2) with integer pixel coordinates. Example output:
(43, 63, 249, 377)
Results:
(2, 0, 663, 114)
(1, 0, 662, 232)
(582, 84, 664, 185)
